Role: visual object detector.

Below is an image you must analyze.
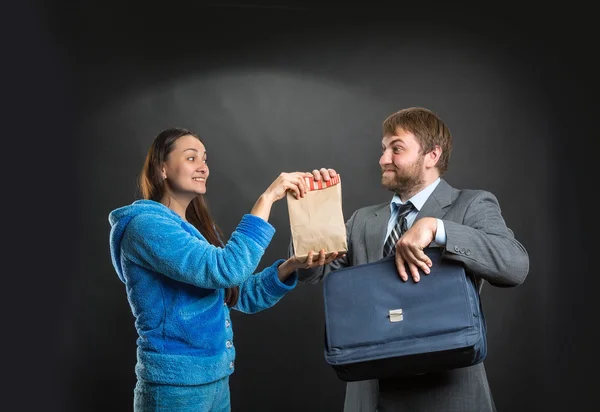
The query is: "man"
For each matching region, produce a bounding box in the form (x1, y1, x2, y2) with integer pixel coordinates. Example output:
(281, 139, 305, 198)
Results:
(296, 107, 529, 411)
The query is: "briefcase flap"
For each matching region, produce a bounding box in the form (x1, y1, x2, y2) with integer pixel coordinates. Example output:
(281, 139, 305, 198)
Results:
(323, 248, 481, 365)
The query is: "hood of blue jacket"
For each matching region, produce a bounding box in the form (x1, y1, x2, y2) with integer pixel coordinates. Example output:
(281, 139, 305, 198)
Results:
(108, 200, 178, 283)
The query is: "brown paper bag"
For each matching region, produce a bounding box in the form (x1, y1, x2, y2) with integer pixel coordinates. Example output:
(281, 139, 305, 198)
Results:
(287, 175, 348, 263)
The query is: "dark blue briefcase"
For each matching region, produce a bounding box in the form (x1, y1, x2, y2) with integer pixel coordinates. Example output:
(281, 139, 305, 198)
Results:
(323, 247, 487, 382)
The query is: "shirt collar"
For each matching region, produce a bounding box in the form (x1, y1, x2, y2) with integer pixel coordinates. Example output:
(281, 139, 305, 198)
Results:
(389, 177, 441, 213)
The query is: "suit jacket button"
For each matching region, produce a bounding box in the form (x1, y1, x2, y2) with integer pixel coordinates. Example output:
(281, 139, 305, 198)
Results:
(454, 246, 460, 252)
(460, 248, 465, 254)
(465, 249, 471, 255)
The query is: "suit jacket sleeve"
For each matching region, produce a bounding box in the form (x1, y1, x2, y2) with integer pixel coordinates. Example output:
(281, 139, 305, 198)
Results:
(441, 190, 529, 287)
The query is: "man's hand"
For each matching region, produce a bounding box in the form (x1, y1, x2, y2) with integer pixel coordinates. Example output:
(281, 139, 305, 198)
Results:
(394, 217, 437, 282)
(311, 168, 337, 182)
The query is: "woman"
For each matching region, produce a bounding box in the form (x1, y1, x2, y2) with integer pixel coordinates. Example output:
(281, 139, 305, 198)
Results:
(108, 127, 340, 411)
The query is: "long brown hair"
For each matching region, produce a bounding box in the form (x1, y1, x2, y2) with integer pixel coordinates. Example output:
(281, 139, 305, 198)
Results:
(138, 127, 239, 307)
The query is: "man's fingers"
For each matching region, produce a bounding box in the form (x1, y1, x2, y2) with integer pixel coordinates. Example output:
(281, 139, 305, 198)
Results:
(395, 251, 408, 282)
(311, 167, 336, 181)
(398, 240, 431, 274)
(399, 248, 420, 282)
(408, 262, 420, 282)
(405, 245, 430, 275)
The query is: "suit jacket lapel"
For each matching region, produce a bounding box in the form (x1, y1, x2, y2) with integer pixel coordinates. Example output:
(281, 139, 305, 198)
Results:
(416, 178, 453, 220)
(364, 180, 453, 262)
(366, 203, 390, 262)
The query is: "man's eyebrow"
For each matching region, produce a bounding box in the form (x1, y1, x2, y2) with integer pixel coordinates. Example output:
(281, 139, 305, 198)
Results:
(382, 138, 405, 146)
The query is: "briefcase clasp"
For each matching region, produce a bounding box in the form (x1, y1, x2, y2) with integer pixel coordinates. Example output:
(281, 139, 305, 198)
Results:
(388, 309, 403, 322)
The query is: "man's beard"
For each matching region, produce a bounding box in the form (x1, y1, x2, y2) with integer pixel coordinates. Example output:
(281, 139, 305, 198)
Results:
(381, 156, 425, 196)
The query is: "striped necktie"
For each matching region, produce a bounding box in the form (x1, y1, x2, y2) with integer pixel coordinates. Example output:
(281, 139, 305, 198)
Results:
(383, 202, 415, 257)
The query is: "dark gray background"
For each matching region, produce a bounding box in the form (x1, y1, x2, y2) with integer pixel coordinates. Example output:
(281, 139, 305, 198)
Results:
(9, 1, 597, 411)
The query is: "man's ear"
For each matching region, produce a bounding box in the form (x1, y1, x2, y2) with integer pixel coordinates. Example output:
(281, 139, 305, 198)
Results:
(425, 145, 442, 169)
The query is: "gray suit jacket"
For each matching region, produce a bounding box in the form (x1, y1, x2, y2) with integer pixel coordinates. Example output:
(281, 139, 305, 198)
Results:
(295, 179, 529, 411)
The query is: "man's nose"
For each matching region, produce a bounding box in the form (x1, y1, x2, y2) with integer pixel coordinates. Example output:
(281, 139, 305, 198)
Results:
(379, 151, 391, 165)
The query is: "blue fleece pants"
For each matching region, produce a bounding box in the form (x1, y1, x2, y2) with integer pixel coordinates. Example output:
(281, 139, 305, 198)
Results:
(134, 377, 230, 412)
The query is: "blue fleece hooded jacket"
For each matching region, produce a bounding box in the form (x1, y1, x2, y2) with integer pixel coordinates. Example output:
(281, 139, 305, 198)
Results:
(108, 200, 297, 385)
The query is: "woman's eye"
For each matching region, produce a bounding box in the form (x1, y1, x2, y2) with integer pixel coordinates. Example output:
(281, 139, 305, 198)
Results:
(187, 157, 195, 161)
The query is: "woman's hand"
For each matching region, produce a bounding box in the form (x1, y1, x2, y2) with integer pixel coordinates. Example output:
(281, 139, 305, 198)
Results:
(263, 172, 312, 203)
(251, 172, 311, 221)
(277, 249, 346, 282)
